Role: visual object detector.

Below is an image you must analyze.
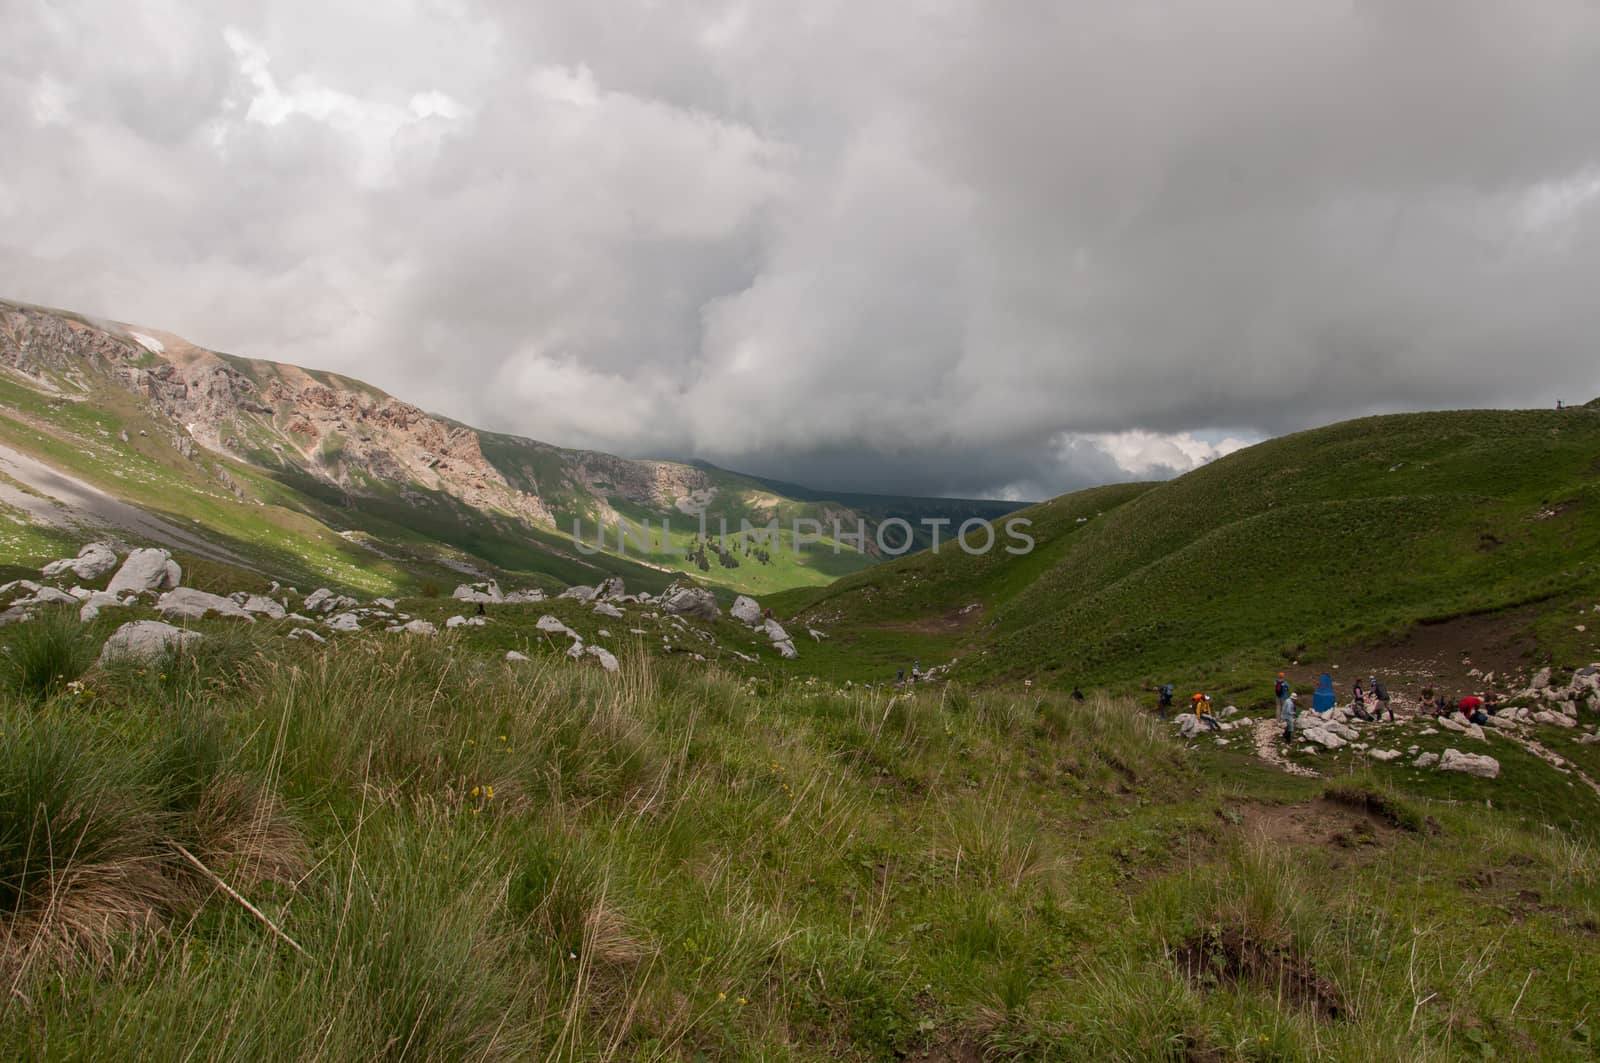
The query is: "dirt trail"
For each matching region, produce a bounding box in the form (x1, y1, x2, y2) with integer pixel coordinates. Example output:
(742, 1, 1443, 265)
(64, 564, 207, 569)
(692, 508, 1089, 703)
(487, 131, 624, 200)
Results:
(1252, 719, 1319, 777)
(0, 441, 245, 565)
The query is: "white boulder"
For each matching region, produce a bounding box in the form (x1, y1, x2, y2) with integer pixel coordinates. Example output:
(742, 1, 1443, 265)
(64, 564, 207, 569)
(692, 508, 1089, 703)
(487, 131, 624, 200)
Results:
(78, 591, 121, 623)
(41, 542, 119, 582)
(730, 595, 762, 626)
(593, 602, 624, 619)
(505, 650, 530, 662)
(594, 576, 626, 600)
(1437, 748, 1500, 779)
(392, 619, 437, 636)
(324, 612, 362, 632)
(585, 645, 619, 672)
(1413, 752, 1440, 768)
(536, 615, 579, 640)
(156, 588, 255, 622)
(288, 628, 326, 644)
(773, 639, 799, 660)
(1368, 749, 1403, 762)
(452, 581, 503, 604)
(98, 620, 203, 664)
(241, 595, 287, 619)
(106, 548, 181, 596)
(658, 583, 720, 620)
(558, 585, 597, 602)
(303, 588, 335, 613)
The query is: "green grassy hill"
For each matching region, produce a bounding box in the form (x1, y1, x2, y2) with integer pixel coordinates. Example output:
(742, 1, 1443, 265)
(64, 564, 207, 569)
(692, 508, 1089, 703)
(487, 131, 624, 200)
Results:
(773, 407, 1600, 691)
(3, 609, 1599, 1059)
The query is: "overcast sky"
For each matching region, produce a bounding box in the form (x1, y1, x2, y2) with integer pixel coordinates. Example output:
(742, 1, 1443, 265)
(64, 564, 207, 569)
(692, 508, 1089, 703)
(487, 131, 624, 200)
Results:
(5, 2, 1600, 499)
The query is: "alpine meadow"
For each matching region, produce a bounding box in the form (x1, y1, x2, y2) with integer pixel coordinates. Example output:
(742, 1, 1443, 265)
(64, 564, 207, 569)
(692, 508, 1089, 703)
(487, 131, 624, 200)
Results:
(7, 4, 1600, 1061)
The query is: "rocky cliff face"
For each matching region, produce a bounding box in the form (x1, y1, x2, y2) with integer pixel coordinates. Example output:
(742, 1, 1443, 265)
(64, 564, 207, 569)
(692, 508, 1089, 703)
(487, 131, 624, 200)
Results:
(0, 300, 773, 532)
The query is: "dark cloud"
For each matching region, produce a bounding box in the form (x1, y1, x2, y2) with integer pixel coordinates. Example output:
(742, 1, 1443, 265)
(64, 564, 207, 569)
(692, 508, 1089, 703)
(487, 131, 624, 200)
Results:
(4, 1, 1599, 500)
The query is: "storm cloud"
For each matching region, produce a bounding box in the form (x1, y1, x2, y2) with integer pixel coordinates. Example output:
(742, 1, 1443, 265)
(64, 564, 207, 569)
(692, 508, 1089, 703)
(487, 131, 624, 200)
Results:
(4, 1, 1599, 499)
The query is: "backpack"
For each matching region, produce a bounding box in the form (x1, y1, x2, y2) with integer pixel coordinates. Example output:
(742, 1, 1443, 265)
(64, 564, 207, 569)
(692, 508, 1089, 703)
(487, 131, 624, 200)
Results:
(1372, 680, 1388, 701)
(1158, 683, 1174, 704)
(1274, 679, 1287, 698)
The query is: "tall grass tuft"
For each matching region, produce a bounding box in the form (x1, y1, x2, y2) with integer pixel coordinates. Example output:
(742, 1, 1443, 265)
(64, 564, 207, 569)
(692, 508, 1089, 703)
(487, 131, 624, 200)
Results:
(0, 608, 96, 703)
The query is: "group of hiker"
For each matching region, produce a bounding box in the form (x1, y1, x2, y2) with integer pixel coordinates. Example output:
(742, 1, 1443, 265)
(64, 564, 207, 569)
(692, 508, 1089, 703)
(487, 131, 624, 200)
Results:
(1421, 686, 1501, 725)
(1157, 671, 1395, 744)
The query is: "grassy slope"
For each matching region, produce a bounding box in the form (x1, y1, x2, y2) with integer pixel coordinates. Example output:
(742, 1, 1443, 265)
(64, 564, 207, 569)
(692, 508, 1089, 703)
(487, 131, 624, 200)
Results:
(2, 613, 1598, 1059)
(773, 408, 1600, 690)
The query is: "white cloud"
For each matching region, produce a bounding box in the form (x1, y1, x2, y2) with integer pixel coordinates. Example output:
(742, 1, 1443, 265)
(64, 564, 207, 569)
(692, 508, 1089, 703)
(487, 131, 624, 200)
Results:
(4, 1, 1600, 500)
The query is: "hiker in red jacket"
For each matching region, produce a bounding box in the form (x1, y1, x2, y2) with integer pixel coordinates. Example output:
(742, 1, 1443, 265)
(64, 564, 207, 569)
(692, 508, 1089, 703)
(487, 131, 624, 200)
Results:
(1458, 695, 1489, 726)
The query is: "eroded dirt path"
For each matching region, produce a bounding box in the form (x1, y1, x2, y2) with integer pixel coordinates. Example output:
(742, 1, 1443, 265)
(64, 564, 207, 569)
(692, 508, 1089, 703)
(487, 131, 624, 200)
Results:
(1252, 719, 1319, 777)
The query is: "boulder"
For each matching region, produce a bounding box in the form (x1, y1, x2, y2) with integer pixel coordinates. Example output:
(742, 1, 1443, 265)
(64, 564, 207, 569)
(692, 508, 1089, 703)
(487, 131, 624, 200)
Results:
(1302, 727, 1347, 750)
(288, 628, 326, 644)
(372, 597, 397, 610)
(0, 579, 43, 601)
(505, 650, 530, 662)
(98, 620, 203, 664)
(445, 615, 487, 629)
(392, 619, 437, 636)
(1435, 715, 1468, 734)
(773, 639, 799, 660)
(585, 645, 619, 673)
(19, 586, 80, 607)
(730, 595, 762, 627)
(78, 591, 121, 622)
(452, 581, 503, 604)
(1368, 749, 1403, 762)
(1530, 667, 1553, 691)
(593, 602, 624, 619)
(41, 542, 119, 582)
(594, 576, 626, 601)
(502, 589, 547, 604)
(536, 615, 580, 640)
(1532, 710, 1577, 729)
(558, 585, 598, 602)
(808, 628, 828, 641)
(1174, 713, 1201, 738)
(1437, 748, 1500, 779)
(762, 618, 791, 644)
(658, 582, 721, 620)
(324, 612, 362, 632)
(156, 588, 255, 622)
(1413, 752, 1440, 769)
(241, 595, 287, 619)
(303, 588, 335, 613)
(106, 548, 181, 596)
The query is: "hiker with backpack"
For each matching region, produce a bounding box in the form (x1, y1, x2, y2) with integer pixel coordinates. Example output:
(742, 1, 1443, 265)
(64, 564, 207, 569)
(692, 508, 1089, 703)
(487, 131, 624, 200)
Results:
(1157, 683, 1175, 719)
(1193, 692, 1221, 731)
(1370, 676, 1394, 722)
(1274, 672, 1291, 718)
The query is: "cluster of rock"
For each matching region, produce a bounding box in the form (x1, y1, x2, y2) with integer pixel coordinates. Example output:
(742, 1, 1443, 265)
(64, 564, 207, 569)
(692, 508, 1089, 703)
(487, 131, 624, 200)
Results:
(730, 594, 798, 658)
(11, 539, 832, 679)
